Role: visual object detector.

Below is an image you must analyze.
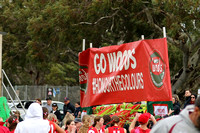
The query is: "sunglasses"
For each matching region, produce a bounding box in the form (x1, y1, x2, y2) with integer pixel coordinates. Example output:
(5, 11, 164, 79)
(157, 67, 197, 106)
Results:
(191, 97, 195, 98)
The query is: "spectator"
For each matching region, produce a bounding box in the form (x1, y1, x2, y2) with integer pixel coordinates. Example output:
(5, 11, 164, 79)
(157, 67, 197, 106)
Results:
(62, 113, 75, 130)
(190, 94, 197, 105)
(36, 98, 42, 105)
(13, 111, 23, 122)
(44, 97, 52, 113)
(78, 115, 91, 133)
(6, 115, 18, 133)
(103, 115, 111, 129)
(74, 102, 81, 118)
(43, 107, 65, 133)
(15, 103, 50, 133)
(151, 96, 200, 133)
(63, 97, 75, 115)
(0, 117, 10, 133)
(74, 118, 82, 133)
(65, 120, 76, 133)
(172, 95, 181, 115)
(129, 113, 156, 133)
(51, 103, 62, 122)
(184, 89, 192, 108)
(88, 116, 104, 133)
(105, 115, 126, 133)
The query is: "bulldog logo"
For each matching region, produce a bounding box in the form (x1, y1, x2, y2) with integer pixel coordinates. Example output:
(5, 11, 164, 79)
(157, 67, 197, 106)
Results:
(149, 51, 166, 88)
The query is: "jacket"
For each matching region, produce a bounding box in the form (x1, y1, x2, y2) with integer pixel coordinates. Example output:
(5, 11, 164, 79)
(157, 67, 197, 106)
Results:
(63, 102, 75, 115)
(15, 103, 50, 133)
(150, 105, 199, 133)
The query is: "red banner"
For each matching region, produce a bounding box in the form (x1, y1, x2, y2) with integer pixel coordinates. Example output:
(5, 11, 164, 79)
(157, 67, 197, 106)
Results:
(79, 38, 172, 107)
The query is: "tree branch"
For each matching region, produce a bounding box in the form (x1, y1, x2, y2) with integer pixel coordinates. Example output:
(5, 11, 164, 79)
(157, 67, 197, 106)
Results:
(74, 9, 120, 25)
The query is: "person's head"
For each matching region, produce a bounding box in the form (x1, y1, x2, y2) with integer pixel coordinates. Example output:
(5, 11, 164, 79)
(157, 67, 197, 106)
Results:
(6, 115, 18, 131)
(185, 89, 191, 97)
(75, 102, 80, 108)
(36, 98, 42, 105)
(64, 97, 70, 105)
(110, 115, 120, 126)
(138, 113, 151, 126)
(103, 115, 111, 125)
(65, 120, 76, 131)
(191, 96, 200, 131)
(52, 103, 58, 111)
(93, 116, 104, 128)
(46, 97, 52, 105)
(14, 111, 20, 118)
(74, 118, 82, 129)
(172, 94, 180, 104)
(79, 115, 91, 133)
(47, 113, 58, 124)
(191, 94, 197, 102)
(42, 107, 49, 119)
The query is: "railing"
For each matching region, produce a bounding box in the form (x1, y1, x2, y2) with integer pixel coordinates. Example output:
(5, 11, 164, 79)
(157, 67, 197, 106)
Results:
(2, 69, 26, 114)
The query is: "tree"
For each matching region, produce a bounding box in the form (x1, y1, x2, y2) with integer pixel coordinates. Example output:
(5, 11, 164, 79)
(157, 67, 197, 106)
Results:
(0, 0, 199, 95)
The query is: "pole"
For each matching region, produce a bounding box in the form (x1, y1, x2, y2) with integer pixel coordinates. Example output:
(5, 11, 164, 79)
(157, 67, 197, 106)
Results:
(0, 34, 2, 96)
(90, 43, 93, 48)
(82, 39, 85, 51)
(163, 27, 166, 38)
(141, 35, 144, 40)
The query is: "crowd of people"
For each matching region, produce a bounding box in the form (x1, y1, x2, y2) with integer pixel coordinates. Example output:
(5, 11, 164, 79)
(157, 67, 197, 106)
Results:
(0, 89, 200, 133)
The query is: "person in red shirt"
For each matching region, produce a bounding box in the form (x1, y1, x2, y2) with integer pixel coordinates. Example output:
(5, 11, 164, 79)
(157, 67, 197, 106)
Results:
(129, 113, 156, 133)
(65, 120, 76, 133)
(6, 115, 18, 133)
(0, 117, 10, 133)
(88, 116, 105, 133)
(42, 107, 65, 133)
(105, 115, 126, 133)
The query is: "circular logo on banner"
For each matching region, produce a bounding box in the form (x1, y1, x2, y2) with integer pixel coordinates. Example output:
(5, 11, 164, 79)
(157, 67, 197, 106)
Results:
(149, 51, 166, 88)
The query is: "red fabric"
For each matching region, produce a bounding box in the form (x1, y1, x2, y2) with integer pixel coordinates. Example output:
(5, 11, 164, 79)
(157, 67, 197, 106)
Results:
(0, 124, 10, 133)
(79, 38, 172, 107)
(48, 120, 57, 133)
(65, 130, 69, 133)
(138, 113, 151, 124)
(131, 127, 150, 133)
(88, 126, 98, 133)
(10, 130, 15, 133)
(108, 126, 124, 133)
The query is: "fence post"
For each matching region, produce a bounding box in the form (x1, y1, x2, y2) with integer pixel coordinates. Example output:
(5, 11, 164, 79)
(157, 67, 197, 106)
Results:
(66, 85, 68, 97)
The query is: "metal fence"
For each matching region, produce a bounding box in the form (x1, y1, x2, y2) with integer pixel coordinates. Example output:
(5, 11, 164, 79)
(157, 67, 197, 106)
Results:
(2, 85, 80, 105)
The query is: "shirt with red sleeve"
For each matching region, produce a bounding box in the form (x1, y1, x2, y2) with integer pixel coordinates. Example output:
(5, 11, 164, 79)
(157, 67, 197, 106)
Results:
(108, 126, 124, 133)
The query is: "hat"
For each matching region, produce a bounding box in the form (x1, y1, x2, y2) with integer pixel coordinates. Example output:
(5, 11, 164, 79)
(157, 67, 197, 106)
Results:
(52, 103, 57, 107)
(74, 118, 81, 123)
(64, 97, 69, 102)
(138, 113, 151, 124)
(46, 97, 52, 100)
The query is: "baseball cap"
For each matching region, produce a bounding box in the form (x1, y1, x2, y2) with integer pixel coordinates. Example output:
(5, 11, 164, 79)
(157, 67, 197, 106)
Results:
(74, 118, 81, 123)
(52, 103, 57, 107)
(64, 97, 69, 102)
(138, 113, 151, 124)
(46, 97, 52, 100)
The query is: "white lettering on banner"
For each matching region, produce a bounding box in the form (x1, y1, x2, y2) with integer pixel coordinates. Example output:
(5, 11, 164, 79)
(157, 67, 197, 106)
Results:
(92, 72, 144, 94)
(94, 53, 107, 74)
(152, 58, 163, 72)
(94, 49, 136, 74)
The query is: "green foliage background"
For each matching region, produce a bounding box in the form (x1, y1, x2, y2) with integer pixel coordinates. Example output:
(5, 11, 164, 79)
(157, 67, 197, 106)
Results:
(0, 0, 199, 94)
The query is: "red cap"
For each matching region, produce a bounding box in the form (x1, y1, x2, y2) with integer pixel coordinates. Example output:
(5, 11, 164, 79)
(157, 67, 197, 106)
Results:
(138, 113, 151, 124)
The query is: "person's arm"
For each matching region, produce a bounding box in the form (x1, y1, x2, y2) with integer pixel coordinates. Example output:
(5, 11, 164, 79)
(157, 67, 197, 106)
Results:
(150, 115, 157, 125)
(105, 128, 108, 133)
(129, 113, 141, 132)
(55, 122, 65, 133)
(124, 128, 127, 133)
